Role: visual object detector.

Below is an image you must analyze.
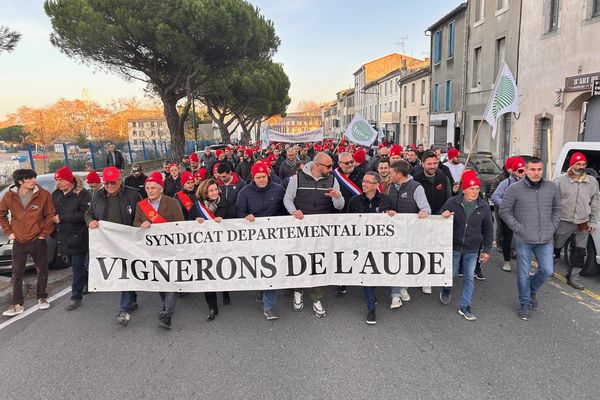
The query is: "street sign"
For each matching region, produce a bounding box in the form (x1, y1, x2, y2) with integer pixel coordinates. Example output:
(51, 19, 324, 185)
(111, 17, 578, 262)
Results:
(593, 80, 600, 97)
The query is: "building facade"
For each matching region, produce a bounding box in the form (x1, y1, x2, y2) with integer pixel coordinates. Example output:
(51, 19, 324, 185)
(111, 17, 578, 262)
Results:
(378, 69, 403, 142)
(427, 2, 468, 149)
(463, 0, 522, 161)
(127, 117, 170, 150)
(513, 0, 600, 169)
(400, 67, 430, 146)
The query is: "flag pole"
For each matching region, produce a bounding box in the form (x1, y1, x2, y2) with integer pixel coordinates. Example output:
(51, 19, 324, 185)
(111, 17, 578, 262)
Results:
(458, 118, 486, 183)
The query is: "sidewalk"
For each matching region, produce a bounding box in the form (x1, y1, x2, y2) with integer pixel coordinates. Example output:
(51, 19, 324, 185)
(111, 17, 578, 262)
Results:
(0, 268, 72, 310)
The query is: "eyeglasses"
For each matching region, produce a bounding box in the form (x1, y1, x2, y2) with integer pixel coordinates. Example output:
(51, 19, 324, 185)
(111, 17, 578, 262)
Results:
(339, 160, 355, 166)
(318, 163, 333, 169)
(515, 169, 525, 173)
(103, 181, 119, 186)
(362, 180, 378, 184)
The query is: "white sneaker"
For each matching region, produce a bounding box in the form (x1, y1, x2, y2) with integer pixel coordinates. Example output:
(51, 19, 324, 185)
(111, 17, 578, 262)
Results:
(38, 298, 50, 310)
(399, 288, 411, 302)
(502, 261, 512, 272)
(312, 301, 326, 318)
(2, 304, 24, 317)
(293, 291, 303, 311)
(422, 286, 432, 295)
(390, 297, 402, 309)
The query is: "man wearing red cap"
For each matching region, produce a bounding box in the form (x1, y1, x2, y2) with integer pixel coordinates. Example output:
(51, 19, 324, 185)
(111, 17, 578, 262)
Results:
(86, 170, 102, 194)
(134, 171, 184, 329)
(553, 152, 600, 290)
(85, 166, 142, 326)
(492, 157, 526, 272)
(235, 148, 255, 182)
(163, 163, 182, 197)
(443, 148, 465, 183)
(500, 157, 561, 321)
(0, 169, 56, 317)
(389, 145, 403, 165)
(51, 166, 92, 310)
(440, 171, 493, 320)
(236, 162, 286, 320)
(189, 152, 200, 173)
(490, 156, 516, 249)
(353, 148, 368, 174)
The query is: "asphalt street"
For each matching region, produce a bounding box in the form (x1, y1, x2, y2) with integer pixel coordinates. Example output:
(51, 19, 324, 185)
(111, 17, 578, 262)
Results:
(0, 251, 599, 400)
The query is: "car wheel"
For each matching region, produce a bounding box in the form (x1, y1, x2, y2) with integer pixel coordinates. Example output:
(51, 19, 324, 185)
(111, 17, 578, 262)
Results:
(566, 236, 600, 277)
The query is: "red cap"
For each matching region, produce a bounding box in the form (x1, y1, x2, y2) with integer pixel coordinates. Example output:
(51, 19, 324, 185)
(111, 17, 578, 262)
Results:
(353, 148, 366, 164)
(189, 153, 199, 163)
(410, 144, 417, 150)
(570, 152, 587, 167)
(461, 171, 481, 191)
(504, 156, 515, 170)
(180, 171, 194, 185)
(447, 148, 460, 160)
(145, 171, 164, 188)
(215, 149, 224, 158)
(86, 170, 101, 184)
(244, 148, 254, 158)
(54, 166, 74, 183)
(389, 145, 403, 157)
(102, 167, 121, 181)
(262, 160, 272, 172)
(212, 162, 220, 172)
(511, 157, 526, 171)
(338, 145, 346, 153)
(267, 154, 276, 163)
(251, 162, 269, 178)
(194, 168, 207, 181)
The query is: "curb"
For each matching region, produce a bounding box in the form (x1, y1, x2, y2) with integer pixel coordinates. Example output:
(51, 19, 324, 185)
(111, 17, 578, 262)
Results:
(0, 268, 73, 310)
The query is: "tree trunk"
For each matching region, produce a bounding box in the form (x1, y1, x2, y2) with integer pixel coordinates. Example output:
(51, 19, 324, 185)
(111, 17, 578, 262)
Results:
(162, 94, 186, 162)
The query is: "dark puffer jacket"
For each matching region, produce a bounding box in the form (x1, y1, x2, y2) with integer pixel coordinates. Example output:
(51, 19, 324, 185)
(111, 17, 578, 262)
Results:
(236, 181, 286, 218)
(51, 179, 91, 256)
(441, 195, 493, 254)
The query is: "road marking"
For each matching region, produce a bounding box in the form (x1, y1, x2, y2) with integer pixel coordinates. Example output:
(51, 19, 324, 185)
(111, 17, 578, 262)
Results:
(0, 287, 71, 331)
(553, 272, 600, 302)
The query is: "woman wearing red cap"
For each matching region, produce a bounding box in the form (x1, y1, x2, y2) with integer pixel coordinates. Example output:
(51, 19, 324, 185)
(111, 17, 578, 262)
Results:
(440, 172, 493, 321)
(191, 179, 235, 321)
(174, 171, 197, 220)
(163, 164, 182, 197)
(236, 162, 286, 320)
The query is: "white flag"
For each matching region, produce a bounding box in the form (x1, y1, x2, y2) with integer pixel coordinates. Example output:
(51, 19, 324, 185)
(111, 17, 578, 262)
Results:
(344, 113, 378, 146)
(260, 126, 269, 149)
(483, 62, 519, 138)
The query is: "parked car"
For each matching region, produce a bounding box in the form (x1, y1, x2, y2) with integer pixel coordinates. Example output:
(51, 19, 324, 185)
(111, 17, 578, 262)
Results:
(206, 144, 230, 152)
(553, 142, 600, 277)
(0, 171, 96, 274)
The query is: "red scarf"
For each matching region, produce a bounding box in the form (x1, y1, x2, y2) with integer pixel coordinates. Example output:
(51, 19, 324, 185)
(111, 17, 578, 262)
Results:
(138, 198, 168, 224)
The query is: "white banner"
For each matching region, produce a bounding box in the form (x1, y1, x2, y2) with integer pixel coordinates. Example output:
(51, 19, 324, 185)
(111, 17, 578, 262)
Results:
(261, 127, 324, 144)
(88, 214, 453, 292)
(344, 113, 378, 146)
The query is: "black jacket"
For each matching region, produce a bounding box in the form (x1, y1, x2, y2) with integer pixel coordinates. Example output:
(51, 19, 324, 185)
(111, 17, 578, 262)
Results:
(106, 150, 125, 169)
(236, 181, 286, 218)
(163, 175, 182, 198)
(190, 196, 236, 220)
(236, 159, 254, 183)
(413, 169, 452, 214)
(124, 173, 148, 199)
(84, 185, 141, 227)
(174, 189, 198, 221)
(441, 195, 493, 254)
(51, 184, 91, 256)
(347, 192, 391, 214)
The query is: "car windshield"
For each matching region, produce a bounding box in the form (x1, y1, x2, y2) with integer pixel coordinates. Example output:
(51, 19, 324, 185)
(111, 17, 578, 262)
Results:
(466, 158, 501, 174)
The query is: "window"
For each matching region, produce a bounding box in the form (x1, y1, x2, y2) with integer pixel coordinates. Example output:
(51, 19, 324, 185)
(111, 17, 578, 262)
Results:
(411, 83, 416, 103)
(395, 79, 398, 93)
(384, 82, 388, 96)
(548, 0, 560, 32)
(447, 22, 455, 58)
(445, 80, 452, 112)
(495, 37, 506, 76)
(473, 47, 482, 88)
(433, 83, 439, 113)
(420, 80, 426, 105)
(475, 0, 485, 22)
(394, 100, 398, 112)
(497, 0, 507, 10)
(403, 87, 407, 108)
(433, 30, 442, 63)
(593, 0, 600, 17)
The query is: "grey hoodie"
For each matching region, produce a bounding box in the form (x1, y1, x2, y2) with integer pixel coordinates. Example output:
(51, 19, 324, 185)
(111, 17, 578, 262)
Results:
(283, 161, 345, 214)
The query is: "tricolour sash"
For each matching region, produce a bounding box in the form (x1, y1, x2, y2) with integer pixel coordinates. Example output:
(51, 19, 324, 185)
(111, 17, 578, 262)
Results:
(333, 168, 362, 196)
(138, 198, 168, 224)
(194, 200, 216, 220)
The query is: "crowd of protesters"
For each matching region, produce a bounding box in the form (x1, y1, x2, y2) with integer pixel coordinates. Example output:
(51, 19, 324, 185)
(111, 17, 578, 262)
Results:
(0, 138, 596, 328)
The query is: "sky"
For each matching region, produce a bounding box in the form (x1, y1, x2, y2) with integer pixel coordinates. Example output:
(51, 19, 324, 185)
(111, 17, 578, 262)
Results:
(0, 0, 461, 120)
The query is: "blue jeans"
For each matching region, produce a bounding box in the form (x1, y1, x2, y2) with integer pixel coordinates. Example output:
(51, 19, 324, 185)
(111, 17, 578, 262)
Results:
(515, 240, 554, 305)
(69, 253, 88, 301)
(119, 291, 138, 313)
(443, 251, 478, 308)
(263, 290, 276, 312)
(364, 287, 376, 312)
(390, 287, 405, 298)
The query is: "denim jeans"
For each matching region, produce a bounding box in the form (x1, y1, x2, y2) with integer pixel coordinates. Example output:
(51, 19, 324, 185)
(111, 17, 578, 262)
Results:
(364, 287, 376, 312)
(119, 291, 138, 313)
(263, 290, 276, 312)
(69, 253, 88, 301)
(515, 240, 554, 305)
(443, 251, 478, 308)
(390, 287, 406, 298)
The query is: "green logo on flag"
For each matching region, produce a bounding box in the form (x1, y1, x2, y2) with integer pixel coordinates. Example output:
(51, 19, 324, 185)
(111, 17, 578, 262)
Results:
(492, 76, 516, 119)
(352, 121, 374, 141)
